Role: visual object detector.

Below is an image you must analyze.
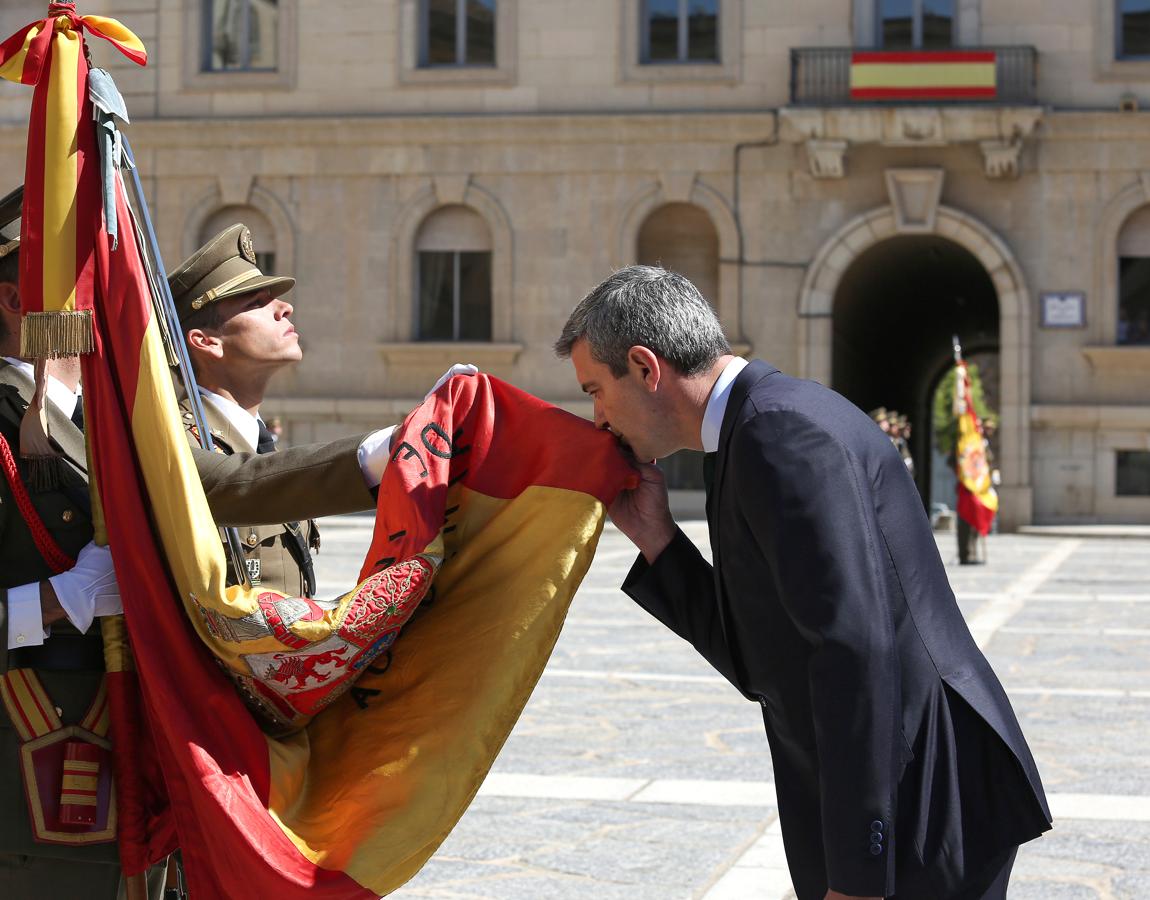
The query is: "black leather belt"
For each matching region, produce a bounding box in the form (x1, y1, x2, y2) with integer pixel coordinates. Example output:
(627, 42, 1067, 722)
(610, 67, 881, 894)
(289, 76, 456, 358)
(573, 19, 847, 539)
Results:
(9, 631, 105, 672)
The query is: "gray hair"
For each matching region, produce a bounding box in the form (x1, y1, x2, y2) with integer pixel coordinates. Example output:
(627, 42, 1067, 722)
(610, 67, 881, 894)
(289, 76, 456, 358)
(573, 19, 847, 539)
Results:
(555, 265, 730, 376)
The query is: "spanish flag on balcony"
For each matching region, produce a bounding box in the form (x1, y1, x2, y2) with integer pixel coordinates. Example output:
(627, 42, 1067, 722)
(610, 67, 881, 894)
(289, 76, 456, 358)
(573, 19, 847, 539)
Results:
(953, 356, 998, 536)
(4, 5, 636, 896)
(850, 50, 997, 101)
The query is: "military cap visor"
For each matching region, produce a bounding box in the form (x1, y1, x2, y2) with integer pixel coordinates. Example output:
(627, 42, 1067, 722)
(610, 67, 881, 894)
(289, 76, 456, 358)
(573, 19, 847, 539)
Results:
(0, 184, 23, 259)
(169, 223, 295, 323)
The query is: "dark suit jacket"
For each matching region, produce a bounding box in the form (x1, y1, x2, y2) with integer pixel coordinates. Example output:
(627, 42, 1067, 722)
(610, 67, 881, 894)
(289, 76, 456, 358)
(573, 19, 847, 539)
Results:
(624, 360, 1051, 900)
(0, 359, 374, 862)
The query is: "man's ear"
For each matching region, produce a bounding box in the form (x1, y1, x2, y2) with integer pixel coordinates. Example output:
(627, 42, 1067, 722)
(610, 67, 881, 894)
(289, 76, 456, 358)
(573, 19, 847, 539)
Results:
(185, 328, 223, 361)
(0, 282, 19, 317)
(627, 345, 662, 393)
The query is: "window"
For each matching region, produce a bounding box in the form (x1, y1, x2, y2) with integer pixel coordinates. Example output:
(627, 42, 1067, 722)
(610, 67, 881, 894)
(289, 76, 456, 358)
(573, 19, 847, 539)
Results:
(1116, 205, 1150, 344)
(876, 0, 953, 50)
(203, 0, 279, 72)
(420, 0, 496, 67)
(637, 202, 720, 311)
(1116, 450, 1150, 495)
(641, 0, 719, 64)
(1118, 258, 1150, 344)
(1118, 1, 1150, 59)
(415, 206, 492, 341)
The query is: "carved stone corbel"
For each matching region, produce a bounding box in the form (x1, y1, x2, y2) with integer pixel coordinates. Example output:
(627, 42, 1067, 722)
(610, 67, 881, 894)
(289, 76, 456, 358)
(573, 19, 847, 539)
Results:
(979, 140, 1023, 179)
(806, 140, 848, 179)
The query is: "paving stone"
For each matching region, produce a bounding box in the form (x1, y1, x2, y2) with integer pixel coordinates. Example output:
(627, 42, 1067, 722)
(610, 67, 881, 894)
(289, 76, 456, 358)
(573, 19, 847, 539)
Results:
(310, 517, 1150, 899)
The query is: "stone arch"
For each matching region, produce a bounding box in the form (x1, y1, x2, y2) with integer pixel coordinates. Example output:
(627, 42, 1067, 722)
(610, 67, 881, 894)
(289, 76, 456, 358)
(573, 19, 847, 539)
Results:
(615, 178, 742, 340)
(1095, 179, 1150, 345)
(392, 179, 513, 342)
(798, 204, 1033, 528)
(182, 183, 296, 277)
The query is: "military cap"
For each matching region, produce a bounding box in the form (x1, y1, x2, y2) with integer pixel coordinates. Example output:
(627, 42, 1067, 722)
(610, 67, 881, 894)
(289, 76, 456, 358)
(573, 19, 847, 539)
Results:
(168, 223, 294, 323)
(0, 184, 23, 261)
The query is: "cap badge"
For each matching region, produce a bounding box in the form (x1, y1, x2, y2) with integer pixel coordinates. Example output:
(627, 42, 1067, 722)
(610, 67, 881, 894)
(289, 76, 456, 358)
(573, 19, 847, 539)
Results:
(239, 229, 257, 265)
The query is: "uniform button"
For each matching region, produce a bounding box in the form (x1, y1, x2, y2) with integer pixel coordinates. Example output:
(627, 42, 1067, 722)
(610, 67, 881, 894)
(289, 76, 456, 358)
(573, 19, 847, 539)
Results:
(246, 533, 259, 547)
(870, 820, 883, 832)
(61, 509, 74, 522)
(869, 844, 883, 856)
(15, 633, 26, 644)
(870, 831, 883, 844)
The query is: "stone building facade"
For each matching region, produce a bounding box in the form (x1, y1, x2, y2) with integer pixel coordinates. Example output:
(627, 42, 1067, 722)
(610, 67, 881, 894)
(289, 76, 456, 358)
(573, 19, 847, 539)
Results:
(2, 0, 1150, 528)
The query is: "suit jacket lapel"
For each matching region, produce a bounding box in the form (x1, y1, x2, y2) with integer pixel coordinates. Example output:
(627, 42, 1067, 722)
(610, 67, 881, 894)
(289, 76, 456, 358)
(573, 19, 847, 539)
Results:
(0, 360, 88, 475)
(707, 359, 779, 554)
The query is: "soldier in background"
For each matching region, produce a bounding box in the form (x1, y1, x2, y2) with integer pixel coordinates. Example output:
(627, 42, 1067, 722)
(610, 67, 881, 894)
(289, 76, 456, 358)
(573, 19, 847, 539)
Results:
(170, 223, 474, 596)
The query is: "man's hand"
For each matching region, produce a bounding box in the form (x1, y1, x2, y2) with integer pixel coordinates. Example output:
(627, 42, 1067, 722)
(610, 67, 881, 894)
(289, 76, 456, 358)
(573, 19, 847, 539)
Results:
(825, 891, 881, 900)
(425, 363, 478, 401)
(608, 460, 676, 564)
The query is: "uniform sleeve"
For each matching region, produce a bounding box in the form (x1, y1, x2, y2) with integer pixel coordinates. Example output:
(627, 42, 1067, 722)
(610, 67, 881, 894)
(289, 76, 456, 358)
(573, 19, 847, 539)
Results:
(734, 410, 901, 898)
(193, 434, 375, 526)
(622, 528, 742, 691)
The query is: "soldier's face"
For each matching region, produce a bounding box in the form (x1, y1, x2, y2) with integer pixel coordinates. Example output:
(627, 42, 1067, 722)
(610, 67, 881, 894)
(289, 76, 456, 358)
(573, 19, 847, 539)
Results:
(214, 289, 303, 370)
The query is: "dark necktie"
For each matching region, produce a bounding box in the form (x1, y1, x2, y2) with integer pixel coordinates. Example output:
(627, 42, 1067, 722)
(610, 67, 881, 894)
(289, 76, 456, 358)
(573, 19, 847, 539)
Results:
(70, 399, 84, 432)
(254, 418, 317, 597)
(256, 418, 276, 455)
(703, 451, 717, 497)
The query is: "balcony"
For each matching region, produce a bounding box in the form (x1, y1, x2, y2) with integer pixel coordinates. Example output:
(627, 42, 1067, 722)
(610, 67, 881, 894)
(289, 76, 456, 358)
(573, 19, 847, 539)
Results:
(789, 46, 1038, 107)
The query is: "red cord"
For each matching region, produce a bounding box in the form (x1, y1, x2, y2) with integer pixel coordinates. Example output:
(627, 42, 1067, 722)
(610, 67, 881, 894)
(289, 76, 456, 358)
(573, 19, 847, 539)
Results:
(0, 431, 76, 573)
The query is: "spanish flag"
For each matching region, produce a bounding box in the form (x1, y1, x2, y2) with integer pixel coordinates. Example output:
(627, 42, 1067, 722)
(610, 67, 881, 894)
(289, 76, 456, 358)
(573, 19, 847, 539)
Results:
(0, 3, 145, 357)
(850, 50, 996, 101)
(6, 6, 636, 895)
(953, 357, 997, 536)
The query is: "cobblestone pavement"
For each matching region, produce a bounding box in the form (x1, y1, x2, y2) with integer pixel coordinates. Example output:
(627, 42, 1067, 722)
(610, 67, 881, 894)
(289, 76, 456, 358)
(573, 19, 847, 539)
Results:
(313, 516, 1150, 899)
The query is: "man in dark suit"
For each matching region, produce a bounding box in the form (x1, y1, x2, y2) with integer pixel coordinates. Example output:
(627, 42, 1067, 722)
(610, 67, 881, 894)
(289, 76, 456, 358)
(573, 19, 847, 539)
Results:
(555, 265, 1051, 900)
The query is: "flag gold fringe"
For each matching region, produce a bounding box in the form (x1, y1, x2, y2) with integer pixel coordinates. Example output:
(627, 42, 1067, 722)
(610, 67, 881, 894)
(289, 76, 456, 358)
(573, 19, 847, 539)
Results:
(20, 310, 95, 358)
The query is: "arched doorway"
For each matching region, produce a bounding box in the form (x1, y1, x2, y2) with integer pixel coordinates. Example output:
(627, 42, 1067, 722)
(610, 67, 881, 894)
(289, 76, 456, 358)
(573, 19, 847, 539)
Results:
(832, 235, 999, 508)
(798, 205, 1032, 529)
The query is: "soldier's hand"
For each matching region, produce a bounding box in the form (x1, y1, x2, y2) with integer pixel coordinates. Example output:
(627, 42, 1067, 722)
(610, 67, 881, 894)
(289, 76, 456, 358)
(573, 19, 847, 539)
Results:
(425, 363, 478, 401)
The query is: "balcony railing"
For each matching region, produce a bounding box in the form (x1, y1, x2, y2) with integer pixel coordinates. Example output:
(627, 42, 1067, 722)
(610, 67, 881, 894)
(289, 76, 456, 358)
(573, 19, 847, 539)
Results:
(789, 46, 1037, 106)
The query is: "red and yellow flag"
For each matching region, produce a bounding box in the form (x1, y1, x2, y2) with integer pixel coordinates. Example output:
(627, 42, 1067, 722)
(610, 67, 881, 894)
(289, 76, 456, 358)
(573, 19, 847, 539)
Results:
(0, 3, 145, 357)
(953, 357, 997, 536)
(850, 50, 996, 101)
(7, 5, 636, 894)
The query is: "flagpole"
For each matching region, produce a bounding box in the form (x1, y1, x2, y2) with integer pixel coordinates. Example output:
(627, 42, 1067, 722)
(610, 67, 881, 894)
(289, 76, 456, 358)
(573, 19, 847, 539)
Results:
(118, 137, 252, 589)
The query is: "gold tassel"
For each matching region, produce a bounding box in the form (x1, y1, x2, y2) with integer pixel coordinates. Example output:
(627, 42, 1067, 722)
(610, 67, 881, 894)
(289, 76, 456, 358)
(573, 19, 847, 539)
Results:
(19, 309, 94, 358)
(19, 358, 64, 491)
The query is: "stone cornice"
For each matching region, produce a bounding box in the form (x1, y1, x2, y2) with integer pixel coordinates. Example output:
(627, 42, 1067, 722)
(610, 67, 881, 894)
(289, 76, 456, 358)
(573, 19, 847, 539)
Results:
(0, 110, 777, 151)
(779, 106, 1043, 180)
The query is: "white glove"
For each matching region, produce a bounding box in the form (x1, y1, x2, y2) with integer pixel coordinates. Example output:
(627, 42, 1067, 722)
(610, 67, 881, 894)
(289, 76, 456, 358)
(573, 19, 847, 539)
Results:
(425, 364, 478, 401)
(49, 541, 122, 634)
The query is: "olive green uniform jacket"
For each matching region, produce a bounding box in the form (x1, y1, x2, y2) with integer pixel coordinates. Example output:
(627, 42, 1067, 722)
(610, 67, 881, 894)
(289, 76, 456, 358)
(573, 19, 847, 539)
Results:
(0, 359, 374, 869)
(178, 396, 322, 598)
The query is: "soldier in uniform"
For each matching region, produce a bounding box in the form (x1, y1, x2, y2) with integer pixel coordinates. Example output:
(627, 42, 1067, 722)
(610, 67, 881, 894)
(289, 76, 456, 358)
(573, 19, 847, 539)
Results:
(168, 224, 475, 598)
(0, 188, 395, 898)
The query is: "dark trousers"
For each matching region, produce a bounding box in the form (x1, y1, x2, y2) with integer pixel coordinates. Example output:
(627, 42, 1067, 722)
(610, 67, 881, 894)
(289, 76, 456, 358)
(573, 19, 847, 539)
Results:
(0, 853, 167, 900)
(890, 845, 1018, 900)
(957, 516, 984, 564)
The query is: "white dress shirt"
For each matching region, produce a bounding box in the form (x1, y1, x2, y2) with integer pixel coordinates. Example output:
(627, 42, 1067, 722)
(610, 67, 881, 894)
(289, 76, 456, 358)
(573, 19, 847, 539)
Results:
(701, 357, 748, 453)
